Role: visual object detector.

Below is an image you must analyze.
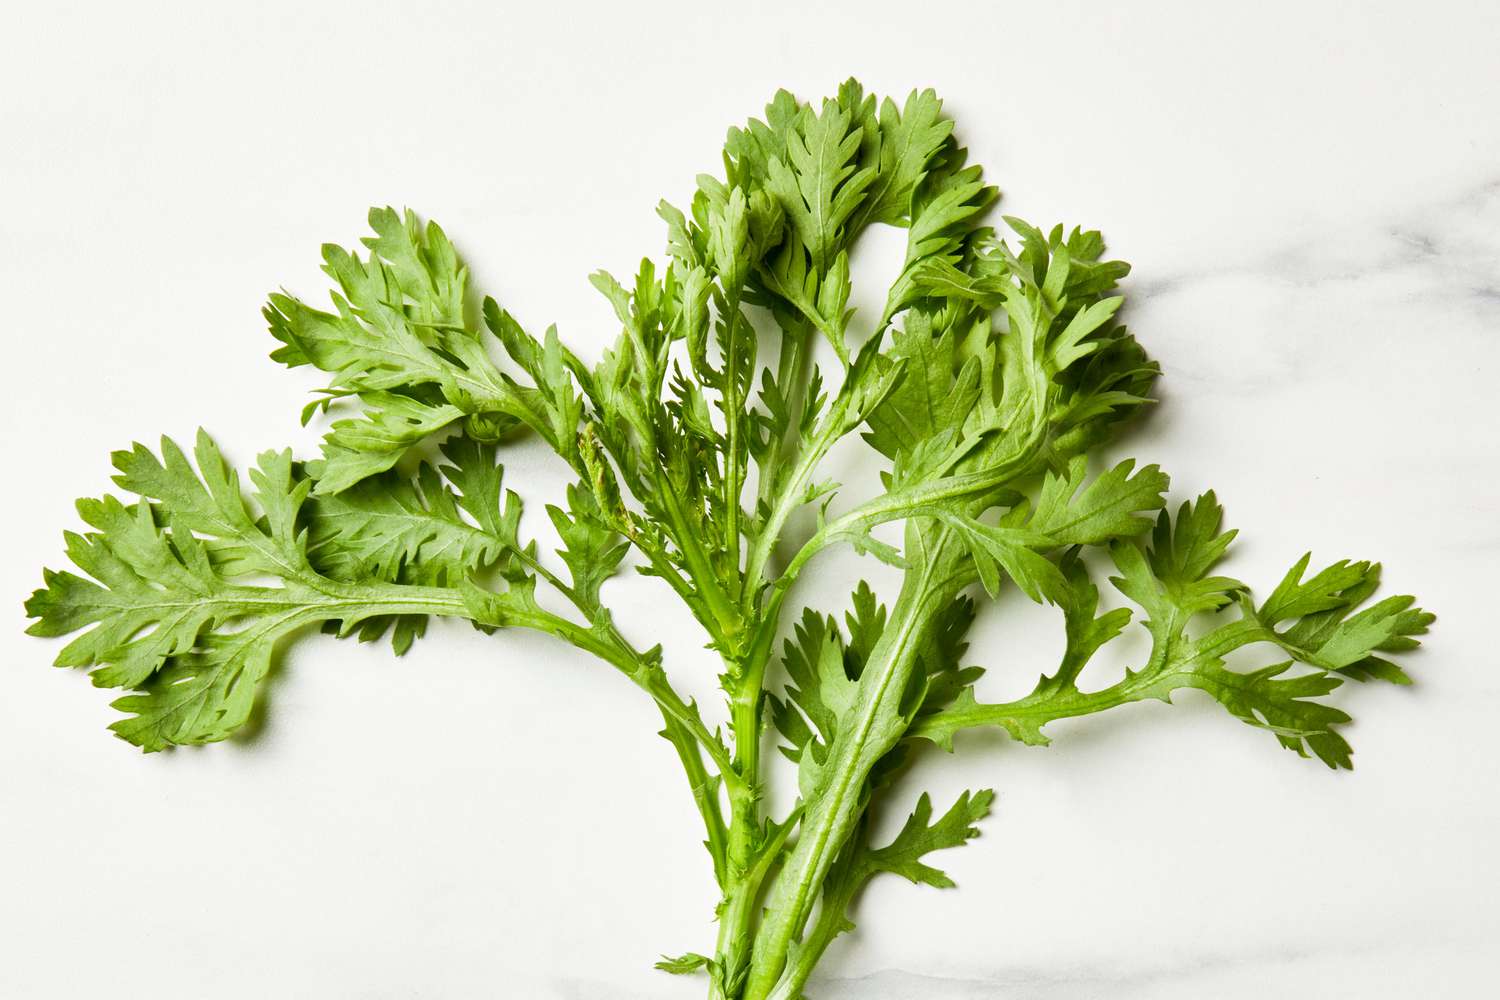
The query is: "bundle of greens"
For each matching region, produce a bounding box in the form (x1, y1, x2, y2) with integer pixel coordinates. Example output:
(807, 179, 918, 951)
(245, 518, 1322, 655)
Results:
(25, 81, 1432, 999)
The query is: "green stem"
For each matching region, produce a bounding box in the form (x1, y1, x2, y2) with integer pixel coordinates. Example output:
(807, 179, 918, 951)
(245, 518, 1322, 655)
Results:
(552, 612, 737, 781)
(753, 323, 814, 516)
(716, 646, 768, 994)
(511, 541, 734, 872)
(743, 529, 965, 1000)
(766, 829, 863, 1000)
(741, 397, 850, 608)
(584, 402, 737, 641)
(494, 541, 735, 782)
(662, 711, 730, 888)
(712, 803, 802, 999)
(649, 462, 742, 639)
(721, 304, 745, 595)
(909, 610, 1266, 750)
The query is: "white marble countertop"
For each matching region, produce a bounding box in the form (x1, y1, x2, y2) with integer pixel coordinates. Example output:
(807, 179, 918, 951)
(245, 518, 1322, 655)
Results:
(3, 2, 1496, 998)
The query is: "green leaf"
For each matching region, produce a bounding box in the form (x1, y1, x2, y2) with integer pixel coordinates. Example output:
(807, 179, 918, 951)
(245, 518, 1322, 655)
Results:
(914, 595, 985, 718)
(266, 208, 540, 492)
(882, 142, 997, 322)
(945, 518, 1064, 604)
(655, 953, 712, 975)
(785, 786, 995, 991)
(762, 97, 875, 272)
(851, 89, 956, 230)
(860, 789, 995, 888)
(547, 483, 630, 618)
(26, 498, 246, 690)
(863, 310, 980, 460)
(481, 302, 589, 462)
(912, 495, 1432, 768)
(770, 607, 861, 799)
(843, 579, 887, 671)
(725, 88, 804, 189)
(1113, 494, 1244, 617)
(312, 392, 467, 495)
(1028, 457, 1169, 546)
(305, 443, 513, 588)
(26, 433, 469, 749)
(105, 626, 280, 751)
(361, 207, 466, 325)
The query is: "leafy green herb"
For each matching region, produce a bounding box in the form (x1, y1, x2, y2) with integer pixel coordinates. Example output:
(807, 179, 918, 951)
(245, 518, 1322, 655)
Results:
(25, 81, 1432, 999)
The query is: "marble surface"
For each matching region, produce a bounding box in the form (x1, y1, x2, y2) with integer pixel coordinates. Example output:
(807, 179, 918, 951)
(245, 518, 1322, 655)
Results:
(3, 2, 1497, 997)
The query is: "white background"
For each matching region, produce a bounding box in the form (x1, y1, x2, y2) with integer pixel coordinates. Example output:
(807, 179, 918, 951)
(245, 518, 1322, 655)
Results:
(3, 2, 1497, 997)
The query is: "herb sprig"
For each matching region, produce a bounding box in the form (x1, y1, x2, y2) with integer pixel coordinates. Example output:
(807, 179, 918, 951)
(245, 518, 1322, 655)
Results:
(26, 81, 1431, 999)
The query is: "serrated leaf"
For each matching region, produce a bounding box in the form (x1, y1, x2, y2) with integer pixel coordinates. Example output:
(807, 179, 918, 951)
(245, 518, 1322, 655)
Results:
(860, 789, 995, 888)
(655, 953, 712, 975)
(913, 496, 1431, 768)
(26, 434, 468, 749)
(1028, 456, 1169, 546)
(314, 392, 467, 496)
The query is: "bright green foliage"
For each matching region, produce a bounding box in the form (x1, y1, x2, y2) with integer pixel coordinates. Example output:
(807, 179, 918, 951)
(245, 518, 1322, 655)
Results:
(25, 431, 478, 748)
(912, 495, 1433, 770)
(26, 82, 1431, 1000)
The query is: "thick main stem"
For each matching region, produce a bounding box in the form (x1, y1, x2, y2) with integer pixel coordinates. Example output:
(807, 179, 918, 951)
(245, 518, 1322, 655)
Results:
(713, 672, 763, 993)
(743, 528, 965, 1000)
